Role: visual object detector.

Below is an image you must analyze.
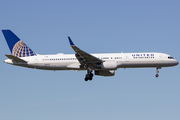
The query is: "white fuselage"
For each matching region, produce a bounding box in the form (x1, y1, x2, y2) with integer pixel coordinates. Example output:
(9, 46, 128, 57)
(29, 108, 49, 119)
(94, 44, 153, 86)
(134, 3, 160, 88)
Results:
(4, 52, 179, 70)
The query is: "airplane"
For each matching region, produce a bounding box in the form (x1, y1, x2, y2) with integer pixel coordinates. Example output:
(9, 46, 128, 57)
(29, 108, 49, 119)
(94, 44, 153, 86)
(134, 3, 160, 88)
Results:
(2, 30, 179, 81)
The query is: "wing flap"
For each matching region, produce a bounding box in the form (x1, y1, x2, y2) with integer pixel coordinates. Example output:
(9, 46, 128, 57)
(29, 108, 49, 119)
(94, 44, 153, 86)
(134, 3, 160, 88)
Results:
(5, 54, 27, 63)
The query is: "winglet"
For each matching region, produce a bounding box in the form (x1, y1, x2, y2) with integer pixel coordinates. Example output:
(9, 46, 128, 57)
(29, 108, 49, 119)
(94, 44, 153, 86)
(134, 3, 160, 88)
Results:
(68, 36, 75, 46)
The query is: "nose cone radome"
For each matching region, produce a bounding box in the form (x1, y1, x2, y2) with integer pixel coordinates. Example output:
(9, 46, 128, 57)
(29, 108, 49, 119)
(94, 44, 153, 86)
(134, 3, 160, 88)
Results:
(176, 60, 179, 65)
(174, 59, 179, 66)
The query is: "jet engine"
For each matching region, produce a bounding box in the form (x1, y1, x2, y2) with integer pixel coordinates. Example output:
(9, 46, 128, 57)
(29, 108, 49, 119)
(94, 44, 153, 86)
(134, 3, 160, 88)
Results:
(95, 70, 115, 76)
(96, 61, 118, 70)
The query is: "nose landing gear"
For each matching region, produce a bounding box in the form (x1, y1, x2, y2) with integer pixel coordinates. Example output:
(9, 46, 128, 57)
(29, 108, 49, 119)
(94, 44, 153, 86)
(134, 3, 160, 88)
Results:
(155, 74, 159, 77)
(155, 67, 161, 78)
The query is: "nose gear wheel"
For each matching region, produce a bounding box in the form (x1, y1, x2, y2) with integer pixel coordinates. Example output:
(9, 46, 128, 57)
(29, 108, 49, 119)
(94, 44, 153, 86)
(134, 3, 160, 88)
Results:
(155, 67, 161, 78)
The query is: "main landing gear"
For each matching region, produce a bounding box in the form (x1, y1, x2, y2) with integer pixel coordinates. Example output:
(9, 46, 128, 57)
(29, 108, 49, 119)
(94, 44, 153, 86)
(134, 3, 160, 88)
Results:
(84, 67, 94, 81)
(155, 67, 161, 78)
(85, 72, 94, 81)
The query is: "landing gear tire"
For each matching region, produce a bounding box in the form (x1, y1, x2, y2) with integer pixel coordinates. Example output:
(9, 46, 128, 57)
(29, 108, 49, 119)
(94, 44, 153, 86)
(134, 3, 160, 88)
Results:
(89, 73, 93, 77)
(155, 74, 159, 78)
(84, 67, 94, 81)
(84, 73, 93, 81)
(85, 77, 89, 81)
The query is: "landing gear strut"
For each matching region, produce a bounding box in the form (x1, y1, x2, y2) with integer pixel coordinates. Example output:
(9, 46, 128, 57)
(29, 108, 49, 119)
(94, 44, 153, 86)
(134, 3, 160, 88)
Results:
(84, 67, 94, 81)
(155, 67, 161, 78)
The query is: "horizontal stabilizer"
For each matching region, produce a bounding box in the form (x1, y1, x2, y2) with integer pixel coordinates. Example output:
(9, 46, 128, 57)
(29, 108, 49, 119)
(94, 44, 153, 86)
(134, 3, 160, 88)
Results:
(5, 54, 27, 63)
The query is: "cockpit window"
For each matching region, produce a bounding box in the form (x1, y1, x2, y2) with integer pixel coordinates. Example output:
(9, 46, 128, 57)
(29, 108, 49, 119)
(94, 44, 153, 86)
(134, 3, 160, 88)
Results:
(168, 56, 174, 59)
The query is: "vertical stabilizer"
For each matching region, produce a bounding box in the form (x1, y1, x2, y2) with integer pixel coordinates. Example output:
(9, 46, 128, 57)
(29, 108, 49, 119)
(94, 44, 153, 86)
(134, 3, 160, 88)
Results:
(2, 30, 36, 57)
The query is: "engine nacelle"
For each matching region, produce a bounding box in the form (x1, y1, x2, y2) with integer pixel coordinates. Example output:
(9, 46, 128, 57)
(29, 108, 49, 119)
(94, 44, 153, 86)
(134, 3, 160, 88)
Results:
(95, 70, 115, 76)
(96, 61, 118, 70)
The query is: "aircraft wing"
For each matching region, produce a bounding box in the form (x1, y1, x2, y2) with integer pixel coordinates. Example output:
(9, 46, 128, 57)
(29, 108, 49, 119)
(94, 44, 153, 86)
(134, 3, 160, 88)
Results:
(68, 37, 103, 67)
(5, 54, 27, 63)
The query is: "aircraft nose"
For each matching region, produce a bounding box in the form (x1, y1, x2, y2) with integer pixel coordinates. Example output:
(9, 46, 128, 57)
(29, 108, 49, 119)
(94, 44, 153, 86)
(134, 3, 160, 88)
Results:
(176, 61, 179, 65)
(174, 60, 179, 66)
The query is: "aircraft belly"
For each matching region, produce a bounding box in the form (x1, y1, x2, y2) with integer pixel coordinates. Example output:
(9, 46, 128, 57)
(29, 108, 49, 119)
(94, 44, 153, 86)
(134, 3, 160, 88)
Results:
(118, 60, 177, 68)
(27, 62, 79, 70)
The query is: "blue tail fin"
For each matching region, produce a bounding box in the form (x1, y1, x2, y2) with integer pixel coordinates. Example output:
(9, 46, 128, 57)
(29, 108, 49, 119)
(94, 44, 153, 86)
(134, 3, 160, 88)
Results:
(2, 30, 36, 57)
